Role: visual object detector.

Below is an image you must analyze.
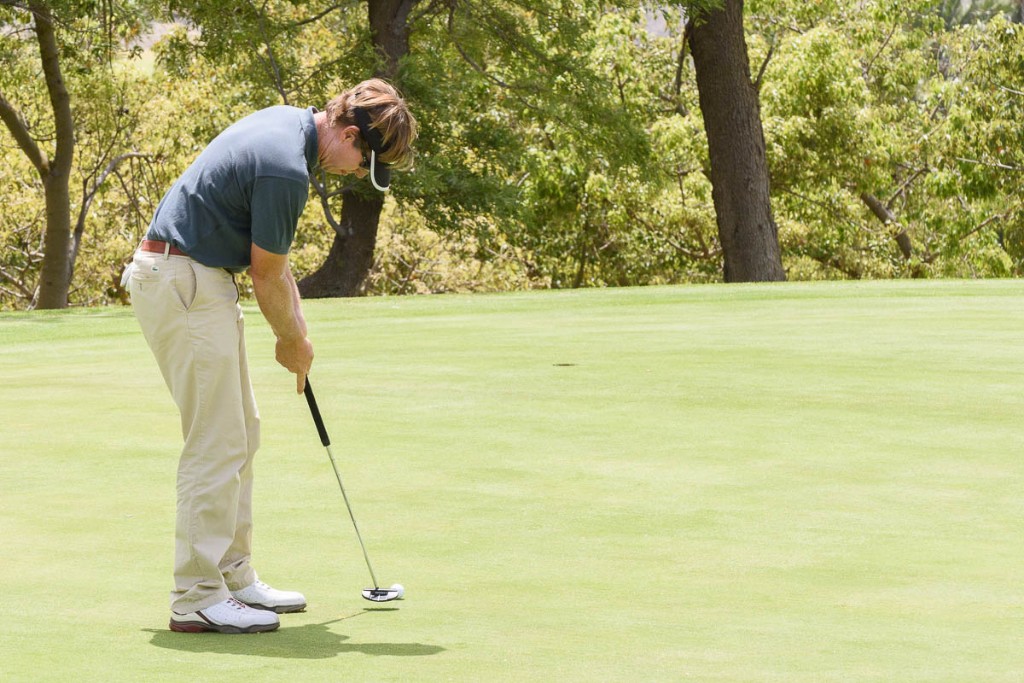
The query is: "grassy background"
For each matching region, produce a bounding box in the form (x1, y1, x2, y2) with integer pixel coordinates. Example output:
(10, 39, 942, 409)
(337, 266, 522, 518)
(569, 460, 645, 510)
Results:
(1, 280, 1022, 681)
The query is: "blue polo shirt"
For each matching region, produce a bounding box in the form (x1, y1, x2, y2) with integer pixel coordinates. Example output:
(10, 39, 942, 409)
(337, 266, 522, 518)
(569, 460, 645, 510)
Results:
(146, 106, 319, 271)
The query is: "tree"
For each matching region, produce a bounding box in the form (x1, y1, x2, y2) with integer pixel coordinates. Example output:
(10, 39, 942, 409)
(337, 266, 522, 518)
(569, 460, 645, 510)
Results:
(750, 0, 1023, 279)
(426, 2, 670, 288)
(686, 0, 786, 281)
(0, 1, 75, 308)
(0, 0, 152, 308)
(10, 0, 1023, 306)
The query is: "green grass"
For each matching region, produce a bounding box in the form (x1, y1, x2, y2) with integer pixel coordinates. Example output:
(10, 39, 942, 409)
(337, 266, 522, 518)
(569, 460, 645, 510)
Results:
(1, 280, 1023, 682)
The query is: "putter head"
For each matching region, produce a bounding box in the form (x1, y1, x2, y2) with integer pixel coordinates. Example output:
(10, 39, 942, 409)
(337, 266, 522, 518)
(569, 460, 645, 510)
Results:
(362, 587, 402, 602)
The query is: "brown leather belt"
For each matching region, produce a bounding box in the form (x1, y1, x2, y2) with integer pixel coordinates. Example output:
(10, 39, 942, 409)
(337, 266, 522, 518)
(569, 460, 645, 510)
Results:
(140, 239, 188, 257)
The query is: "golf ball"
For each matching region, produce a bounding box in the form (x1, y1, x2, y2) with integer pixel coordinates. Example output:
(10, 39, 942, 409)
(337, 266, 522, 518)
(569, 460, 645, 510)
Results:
(391, 583, 405, 599)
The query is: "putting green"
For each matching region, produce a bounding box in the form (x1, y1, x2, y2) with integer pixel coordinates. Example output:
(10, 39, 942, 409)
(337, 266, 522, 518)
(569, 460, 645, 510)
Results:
(1, 281, 1022, 681)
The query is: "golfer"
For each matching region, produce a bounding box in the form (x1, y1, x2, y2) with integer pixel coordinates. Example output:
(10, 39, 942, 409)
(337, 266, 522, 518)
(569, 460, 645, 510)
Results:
(124, 79, 417, 634)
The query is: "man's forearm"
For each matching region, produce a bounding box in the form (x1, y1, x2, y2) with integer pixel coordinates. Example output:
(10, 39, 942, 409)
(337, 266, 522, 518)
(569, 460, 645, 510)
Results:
(252, 268, 307, 341)
(286, 269, 305, 330)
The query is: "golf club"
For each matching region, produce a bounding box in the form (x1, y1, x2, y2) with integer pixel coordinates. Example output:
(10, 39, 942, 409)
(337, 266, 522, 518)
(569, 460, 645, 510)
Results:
(303, 378, 402, 603)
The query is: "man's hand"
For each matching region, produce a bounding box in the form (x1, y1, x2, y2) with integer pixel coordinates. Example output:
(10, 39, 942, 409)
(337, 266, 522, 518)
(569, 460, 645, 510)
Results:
(251, 244, 313, 393)
(276, 335, 314, 393)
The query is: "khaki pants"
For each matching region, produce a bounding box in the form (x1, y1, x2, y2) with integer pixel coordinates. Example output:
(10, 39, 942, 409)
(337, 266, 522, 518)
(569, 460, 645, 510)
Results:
(127, 249, 259, 613)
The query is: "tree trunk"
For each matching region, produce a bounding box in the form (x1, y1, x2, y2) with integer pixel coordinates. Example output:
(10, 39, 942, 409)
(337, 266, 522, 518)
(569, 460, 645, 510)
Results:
(298, 189, 384, 297)
(299, 0, 415, 298)
(368, 0, 414, 76)
(30, 1, 75, 308)
(36, 172, 74, 309)
(688, 0, 785, 283)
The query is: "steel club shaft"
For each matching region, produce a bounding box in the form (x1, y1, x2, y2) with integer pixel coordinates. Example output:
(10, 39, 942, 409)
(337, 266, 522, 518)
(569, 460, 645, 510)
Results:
(303, 379, 381, 589)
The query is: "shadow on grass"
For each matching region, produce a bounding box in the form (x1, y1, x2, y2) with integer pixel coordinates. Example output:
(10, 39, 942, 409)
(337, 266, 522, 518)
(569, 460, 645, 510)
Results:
(143, 610, 445, 660)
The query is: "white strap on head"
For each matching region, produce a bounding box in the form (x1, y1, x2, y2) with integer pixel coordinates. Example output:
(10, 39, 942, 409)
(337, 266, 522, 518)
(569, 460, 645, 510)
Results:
(368, 151, 389, 192)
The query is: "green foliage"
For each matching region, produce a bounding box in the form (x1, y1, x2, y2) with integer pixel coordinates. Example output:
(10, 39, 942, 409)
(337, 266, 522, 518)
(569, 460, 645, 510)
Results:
(0, 0, 162, 308)
(937, 0, 1022, 27)
(4, 0, 1024, 308)
(394, 13, 525, 239)
(481, 4, 718, 288)
(761, 25, 869, 189)
(750, 0, 1024, 279)
(365, 202, 543, 295)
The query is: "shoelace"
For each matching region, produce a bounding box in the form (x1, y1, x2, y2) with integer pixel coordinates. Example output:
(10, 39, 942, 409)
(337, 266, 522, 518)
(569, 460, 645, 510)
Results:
(226, 597, 250, 611)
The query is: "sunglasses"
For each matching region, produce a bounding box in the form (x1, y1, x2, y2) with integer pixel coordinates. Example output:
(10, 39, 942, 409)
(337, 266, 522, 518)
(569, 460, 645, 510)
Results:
(358, 139, 371, 170)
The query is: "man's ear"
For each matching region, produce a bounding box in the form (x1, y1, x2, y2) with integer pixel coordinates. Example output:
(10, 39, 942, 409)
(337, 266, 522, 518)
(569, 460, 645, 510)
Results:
(341, 125, 360, 142)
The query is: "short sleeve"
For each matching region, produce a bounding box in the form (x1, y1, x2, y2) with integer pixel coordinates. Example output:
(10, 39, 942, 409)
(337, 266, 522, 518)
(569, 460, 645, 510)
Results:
(250, 176, 309, 255)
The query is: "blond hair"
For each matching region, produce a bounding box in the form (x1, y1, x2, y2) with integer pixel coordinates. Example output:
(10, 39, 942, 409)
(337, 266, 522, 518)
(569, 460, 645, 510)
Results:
(325, 79, 418, 170)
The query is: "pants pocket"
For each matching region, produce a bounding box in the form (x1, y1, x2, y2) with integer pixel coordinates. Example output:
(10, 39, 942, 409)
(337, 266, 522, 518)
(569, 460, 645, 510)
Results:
(174, 261, 198, 311)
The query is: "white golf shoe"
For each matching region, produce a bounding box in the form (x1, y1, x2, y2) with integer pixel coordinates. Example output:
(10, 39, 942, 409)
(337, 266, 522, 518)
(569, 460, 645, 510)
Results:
(231, 577, 307, 614)
(169, 597, 280, 634)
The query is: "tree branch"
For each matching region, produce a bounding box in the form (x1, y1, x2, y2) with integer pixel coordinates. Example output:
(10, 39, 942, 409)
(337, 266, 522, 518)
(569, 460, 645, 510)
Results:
(447, 7, 515, 91)
(754, 39, 776, 92)
(113, 166, 147, 232)
(286, 54, 353, 100)
(310, 172, 347, 237)
(776, 186, 862, 234)
(70, 152, 152, 275)
(956, 156, 1023, 172)
(30, 0, 73, 179)
(860, 191, 912, 260)
(863, 22, 897, 82)
(0, 90, 48, 177)
(0, 271, 35, 299)
(284, 2, 345, 30)
(252, 0, 289, 104)
(885, 167, 929, 208)
(672, 20, 693, 115)
(445, 3, 550, 117)
(748, 13, 807, 36)
(958, 208, 1017, 243)
(409, 0, 446, 25)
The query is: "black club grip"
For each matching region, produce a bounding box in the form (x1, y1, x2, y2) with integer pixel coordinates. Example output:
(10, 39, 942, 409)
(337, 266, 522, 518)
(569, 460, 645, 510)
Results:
(303, 379, 331, 447)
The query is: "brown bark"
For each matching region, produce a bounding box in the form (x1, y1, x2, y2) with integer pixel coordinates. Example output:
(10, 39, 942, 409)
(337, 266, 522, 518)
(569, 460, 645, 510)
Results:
(688, 0, 785, 283)
(368, 0, 414, 77)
